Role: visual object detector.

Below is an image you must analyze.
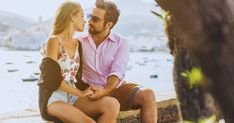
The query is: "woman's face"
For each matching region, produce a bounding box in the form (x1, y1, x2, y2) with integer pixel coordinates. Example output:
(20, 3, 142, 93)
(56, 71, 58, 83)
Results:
(72, 9, 86, 32)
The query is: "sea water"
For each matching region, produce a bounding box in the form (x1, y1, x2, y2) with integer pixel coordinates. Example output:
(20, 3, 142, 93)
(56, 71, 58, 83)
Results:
(0, 51, 175, 113)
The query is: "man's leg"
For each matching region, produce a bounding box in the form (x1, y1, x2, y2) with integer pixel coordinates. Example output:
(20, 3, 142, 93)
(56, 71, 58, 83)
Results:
(109, 83, 157, 123)
(132, 88, 157, 123)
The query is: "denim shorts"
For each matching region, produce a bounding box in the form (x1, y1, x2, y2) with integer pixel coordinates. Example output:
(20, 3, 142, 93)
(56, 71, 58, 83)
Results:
(47, 90, 78, 106)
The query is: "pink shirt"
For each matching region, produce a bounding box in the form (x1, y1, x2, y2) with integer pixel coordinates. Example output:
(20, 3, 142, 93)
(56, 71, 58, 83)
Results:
(78, 32, 129, 88)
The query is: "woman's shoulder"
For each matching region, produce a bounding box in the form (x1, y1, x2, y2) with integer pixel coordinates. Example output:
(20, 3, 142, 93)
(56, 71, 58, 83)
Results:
(46, 35, 61, 45)
(40, 36, 60, 56)
(42, 35, 61, 58)
(45, 35, 61, 50)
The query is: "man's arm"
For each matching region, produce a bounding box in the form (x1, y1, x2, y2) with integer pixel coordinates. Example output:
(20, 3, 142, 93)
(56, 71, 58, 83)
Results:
(104, 75, 120, 94)
(89, 38, 129, 100)
(89, 75, 120, 100)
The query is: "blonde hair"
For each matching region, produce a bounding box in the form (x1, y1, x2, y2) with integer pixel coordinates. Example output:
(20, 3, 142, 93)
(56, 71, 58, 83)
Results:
(52, 1, 82, 35)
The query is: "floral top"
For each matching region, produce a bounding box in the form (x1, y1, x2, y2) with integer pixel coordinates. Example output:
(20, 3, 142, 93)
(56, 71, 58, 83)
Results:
(57, 39, 80, 87)
(41, 36, 80, 103)
(57, 38, 80, 102)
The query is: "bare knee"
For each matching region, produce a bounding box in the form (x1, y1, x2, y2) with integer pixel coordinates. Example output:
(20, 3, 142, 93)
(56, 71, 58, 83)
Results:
(101, 97, 120, 115)
(107, 97, 120, 116)
(139, 89, 156, 104)
(105, 97, 120, 113)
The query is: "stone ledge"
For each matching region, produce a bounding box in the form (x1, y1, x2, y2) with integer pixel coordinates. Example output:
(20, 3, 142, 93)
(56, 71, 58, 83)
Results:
(0, 98, 179, 123)
(117, 98, 180, 123)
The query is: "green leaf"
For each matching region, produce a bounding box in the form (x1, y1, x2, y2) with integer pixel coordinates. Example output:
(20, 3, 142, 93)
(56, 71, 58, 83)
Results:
(181, 67, 203, 89)
(198, 115, 216, 123)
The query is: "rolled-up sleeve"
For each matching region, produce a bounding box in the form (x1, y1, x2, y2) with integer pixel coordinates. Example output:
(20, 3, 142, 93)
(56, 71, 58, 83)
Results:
(107, 39, 129, 85)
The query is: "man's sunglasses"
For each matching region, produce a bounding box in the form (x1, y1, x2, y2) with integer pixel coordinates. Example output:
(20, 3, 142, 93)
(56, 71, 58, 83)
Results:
(87, 14, 104, 23)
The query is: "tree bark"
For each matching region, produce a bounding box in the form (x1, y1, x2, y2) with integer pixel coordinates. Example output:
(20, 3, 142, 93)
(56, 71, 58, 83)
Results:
(163, 12, 215, 121)
(155, 0, 234, 122)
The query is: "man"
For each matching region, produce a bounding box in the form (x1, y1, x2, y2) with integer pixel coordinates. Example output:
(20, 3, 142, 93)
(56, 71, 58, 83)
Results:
(79, 0, 157, 122)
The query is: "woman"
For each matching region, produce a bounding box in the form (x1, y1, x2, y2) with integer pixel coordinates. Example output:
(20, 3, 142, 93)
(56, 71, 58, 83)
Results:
(38, 1, 120, 123)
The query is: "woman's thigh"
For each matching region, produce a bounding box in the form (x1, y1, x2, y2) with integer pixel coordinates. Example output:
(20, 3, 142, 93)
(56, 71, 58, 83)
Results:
(47, 101, 94, 123)
(74, 96, 119, 119)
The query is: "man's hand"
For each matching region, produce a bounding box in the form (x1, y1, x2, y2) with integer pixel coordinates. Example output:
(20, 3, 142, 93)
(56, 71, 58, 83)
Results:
(88, 85, 108, 100)
(81, 87, 94, 97)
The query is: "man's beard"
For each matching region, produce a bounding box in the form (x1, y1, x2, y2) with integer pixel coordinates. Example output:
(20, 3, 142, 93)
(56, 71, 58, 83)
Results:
(88, 25, 104, 35)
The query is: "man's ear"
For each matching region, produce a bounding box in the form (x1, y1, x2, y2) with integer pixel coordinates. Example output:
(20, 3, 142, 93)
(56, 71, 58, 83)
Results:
(105, 22, 113, 29)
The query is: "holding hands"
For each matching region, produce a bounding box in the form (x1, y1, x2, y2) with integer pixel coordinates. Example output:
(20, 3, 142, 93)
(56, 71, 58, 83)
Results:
(88, 85, 108, 100)
(81, 87, 94, 97)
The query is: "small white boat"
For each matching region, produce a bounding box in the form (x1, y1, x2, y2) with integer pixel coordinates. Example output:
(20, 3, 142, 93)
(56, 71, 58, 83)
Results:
(26, 61, 36, 64)
(150, 74, 158, 78)
(22, 75, 38, 82)
(7, 69, 18, 72)
(6, 62, 13, 65)
(33, 72, 40, 75)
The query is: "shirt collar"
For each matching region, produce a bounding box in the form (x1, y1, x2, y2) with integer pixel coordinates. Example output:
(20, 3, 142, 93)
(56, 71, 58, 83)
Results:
(85, 31, 117, 42)
(108, 32, 117, 42)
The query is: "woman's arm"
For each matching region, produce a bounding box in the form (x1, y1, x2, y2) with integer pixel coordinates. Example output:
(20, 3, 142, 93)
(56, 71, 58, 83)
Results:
(59, 81, 93, 97)
(45, 37, 93, 97)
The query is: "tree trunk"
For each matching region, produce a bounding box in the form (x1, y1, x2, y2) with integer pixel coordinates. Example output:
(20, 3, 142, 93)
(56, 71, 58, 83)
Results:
(155, 0, 234, 122)
(162, 11, 216, 121)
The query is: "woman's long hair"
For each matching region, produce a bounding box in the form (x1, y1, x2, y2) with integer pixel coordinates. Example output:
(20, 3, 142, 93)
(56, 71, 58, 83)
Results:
(51, 1, 81, 35)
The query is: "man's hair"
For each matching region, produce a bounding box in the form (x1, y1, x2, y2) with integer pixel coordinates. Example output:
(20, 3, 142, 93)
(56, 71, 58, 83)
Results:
(96, 0, 120, 29)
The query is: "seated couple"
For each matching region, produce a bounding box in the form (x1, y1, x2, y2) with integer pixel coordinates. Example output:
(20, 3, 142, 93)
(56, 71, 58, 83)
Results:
(38, 1, 157, 123)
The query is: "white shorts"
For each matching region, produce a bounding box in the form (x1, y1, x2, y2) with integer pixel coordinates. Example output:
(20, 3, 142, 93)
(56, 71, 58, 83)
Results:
(47, 90, 78, 106)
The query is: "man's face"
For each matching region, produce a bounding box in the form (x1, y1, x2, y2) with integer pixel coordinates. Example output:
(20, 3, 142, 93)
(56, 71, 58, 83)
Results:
(88, 7, 106, 35)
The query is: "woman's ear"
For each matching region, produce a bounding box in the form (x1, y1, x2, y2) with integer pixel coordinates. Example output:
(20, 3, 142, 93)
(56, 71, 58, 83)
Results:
(71, 16, 76, 22)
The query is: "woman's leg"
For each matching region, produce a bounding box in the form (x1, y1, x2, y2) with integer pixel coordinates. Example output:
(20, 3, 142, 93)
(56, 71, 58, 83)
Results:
(74, 96, 120, 123)
(47, 101, 96, 123)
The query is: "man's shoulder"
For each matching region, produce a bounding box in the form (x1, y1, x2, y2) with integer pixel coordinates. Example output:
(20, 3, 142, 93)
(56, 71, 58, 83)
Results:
(77, 34, 89, 42)
(110, 32, 127, 42)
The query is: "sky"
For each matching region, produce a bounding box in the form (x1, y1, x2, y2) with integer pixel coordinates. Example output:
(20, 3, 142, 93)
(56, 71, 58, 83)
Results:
(0, 0, 155, 21)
